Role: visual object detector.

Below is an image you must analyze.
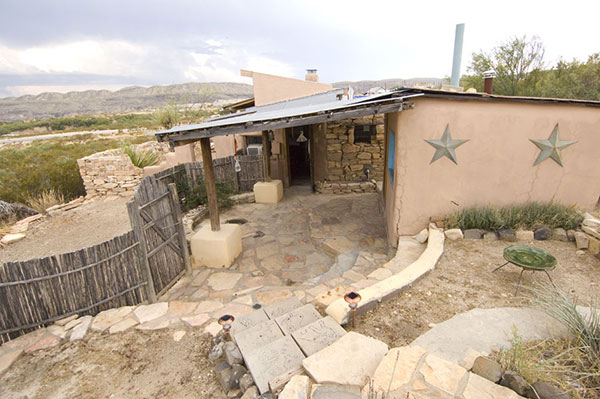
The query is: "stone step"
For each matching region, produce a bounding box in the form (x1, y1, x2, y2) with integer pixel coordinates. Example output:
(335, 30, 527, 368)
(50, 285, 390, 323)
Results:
(274, 304, 322, 336)
(291, 316, 346, 357)
(243, 335, 305, 394)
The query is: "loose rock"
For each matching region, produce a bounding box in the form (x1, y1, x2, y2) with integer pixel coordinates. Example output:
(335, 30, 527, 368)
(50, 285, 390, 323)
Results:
(464, 229, 484, 239)
(239, 373, 255, 393)
(525, 381, 568, 399)
(533, 226, 552, 241)
(224, 341, 243, 366)
(444, 229, 463, 240)
(500, 372, 529, 396)
(472, 356, 502, 383)
(497, 229, 516, 242)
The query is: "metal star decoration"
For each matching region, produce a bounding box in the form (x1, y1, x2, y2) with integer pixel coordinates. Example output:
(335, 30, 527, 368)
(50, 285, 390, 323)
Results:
(530, 124, 576, 166)
(425, 125, 469, 164)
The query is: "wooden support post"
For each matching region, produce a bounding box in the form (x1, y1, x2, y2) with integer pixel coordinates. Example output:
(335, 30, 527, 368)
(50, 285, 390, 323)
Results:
(167, 183, 192, 273)
(200, 137, 220, 231)
(127, 201, 157, 303)
(262, 130, 271, 182)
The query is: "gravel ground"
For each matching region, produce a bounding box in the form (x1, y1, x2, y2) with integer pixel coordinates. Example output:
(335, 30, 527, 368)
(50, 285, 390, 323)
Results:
(0, 328, 225, 399)
(356, 238, 600, 348)
(0, 197, 131, 263)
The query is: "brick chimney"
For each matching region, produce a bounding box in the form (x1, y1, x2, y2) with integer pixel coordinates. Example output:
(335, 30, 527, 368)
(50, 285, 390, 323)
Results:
(305, 69, 318, 82)
(483, 70, 495, 94)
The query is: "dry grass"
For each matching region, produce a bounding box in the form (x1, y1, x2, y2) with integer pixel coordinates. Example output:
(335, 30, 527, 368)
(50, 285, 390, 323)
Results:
(25, 190, 64, 214)
(495, 334, 600, 398)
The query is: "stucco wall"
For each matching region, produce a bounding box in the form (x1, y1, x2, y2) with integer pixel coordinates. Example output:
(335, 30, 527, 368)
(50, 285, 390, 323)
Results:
(250, 71, 333, 106)
(387, 97, 600, 238)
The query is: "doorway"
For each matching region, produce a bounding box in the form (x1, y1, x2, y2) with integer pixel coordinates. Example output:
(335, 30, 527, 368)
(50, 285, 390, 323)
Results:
(286, 125, 311, 185)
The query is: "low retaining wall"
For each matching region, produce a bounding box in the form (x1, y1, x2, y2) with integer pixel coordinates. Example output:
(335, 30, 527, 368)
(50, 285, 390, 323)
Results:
(315, 180, 377, 194)
(77, 142, 169, 199)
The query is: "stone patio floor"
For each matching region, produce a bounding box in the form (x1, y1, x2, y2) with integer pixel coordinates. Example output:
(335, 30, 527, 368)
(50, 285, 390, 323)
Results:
(160, 186, 393, 310)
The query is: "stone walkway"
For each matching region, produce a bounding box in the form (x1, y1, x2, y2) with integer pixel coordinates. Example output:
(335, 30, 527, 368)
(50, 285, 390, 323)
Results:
(161, 186, 393, 310)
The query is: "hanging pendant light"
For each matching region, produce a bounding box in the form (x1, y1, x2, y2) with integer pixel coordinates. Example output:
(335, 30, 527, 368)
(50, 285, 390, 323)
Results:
(296, 129, 308, 143)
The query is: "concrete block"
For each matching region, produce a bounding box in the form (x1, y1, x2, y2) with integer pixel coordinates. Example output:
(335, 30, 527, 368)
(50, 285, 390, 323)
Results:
(191, 223, 242, 268)
(253, 180, 283, 204)
(291, 316, 346, 357)
(274, 304, 321, 336)
(234, 320, 284, 359)
(230, 309, 269, 337)
(243, 336, 305, 394)
(263, 297, 302, 319)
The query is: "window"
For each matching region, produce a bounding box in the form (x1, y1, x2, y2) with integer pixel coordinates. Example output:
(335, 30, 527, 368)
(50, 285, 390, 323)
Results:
(387, 130, 395, 183)
(245, 135, 263, 145)
(354, 125, 376, 144)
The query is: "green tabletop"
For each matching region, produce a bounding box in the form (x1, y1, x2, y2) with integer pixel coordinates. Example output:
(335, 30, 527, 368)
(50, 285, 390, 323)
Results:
(503, 245, 557, 270)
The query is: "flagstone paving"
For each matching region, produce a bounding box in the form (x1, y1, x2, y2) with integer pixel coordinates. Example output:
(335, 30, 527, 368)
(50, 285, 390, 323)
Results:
(160, 187, 392, 310)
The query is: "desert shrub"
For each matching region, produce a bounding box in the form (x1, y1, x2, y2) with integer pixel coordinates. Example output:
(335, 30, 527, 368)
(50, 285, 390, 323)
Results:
(24, 189, 65, 214)
(153, 105, 180, 130)
(122, 144, 159, 168)
(445, 202, 583, 231)
(0, 135, 153, 203)
(174, 173, 232, 213)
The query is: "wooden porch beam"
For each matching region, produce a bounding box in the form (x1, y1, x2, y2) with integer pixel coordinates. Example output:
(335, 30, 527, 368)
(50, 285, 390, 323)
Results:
(199, 137, 220, 231)
(262, 130, 271, 182)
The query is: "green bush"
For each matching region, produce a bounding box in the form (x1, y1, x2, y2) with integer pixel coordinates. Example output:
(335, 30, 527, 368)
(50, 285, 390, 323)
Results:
(153, 105, 180, 130)
(174, 173, 232, 213)
(0, 136, 153, 203)
(445, 202, 583, 231)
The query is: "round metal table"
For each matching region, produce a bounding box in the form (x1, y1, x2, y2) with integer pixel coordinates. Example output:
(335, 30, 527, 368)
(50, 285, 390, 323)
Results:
(492, 245, 557, 296)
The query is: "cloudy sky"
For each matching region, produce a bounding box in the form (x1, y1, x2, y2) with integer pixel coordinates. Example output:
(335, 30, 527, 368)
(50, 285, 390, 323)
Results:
(0, 0, 598, 97)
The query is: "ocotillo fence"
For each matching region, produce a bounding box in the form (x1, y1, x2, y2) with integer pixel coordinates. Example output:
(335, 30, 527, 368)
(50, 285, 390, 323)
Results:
(0, 155, 263, 343)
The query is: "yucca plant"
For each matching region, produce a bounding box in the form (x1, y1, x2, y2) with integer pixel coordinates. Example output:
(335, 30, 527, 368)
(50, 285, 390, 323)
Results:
(529, 284, 600, 364)
(122, 144, 159, 168)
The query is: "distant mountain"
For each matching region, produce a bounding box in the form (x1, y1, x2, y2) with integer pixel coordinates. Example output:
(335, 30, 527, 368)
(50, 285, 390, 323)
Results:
(0, 78, 444, 122)
(333, 78, 444, 93)
(0, 82, 254, 122)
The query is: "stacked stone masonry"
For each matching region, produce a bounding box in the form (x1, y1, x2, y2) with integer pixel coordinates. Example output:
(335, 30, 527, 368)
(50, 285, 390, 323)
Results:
(316, 114, 385, 194)
(77, 142, 169, 199)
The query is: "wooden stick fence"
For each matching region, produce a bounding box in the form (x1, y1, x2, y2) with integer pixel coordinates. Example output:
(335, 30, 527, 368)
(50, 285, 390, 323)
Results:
(0, 155, 260, 343)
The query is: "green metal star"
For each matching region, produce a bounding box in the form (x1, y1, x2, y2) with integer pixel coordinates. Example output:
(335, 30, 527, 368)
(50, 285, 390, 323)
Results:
(530, 124, 576, 166)
(425, 125, 469, 164)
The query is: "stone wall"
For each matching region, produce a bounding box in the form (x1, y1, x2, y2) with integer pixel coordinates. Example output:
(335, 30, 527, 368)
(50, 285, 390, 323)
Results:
(315, 114, 385, 194)
(77, 142, 169, 199)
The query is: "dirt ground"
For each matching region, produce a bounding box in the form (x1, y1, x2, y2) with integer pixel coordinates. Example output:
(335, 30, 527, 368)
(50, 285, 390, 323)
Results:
(0, 197, 131, 263)
(356, 239, 600, 348)
(0, 328, 225, 399)
(0, 238, 597, 398)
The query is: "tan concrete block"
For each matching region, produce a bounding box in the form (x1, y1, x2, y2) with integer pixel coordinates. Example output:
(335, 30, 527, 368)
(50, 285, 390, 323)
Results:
(253, 180, 283, 204)
(190, 223, 242, 268)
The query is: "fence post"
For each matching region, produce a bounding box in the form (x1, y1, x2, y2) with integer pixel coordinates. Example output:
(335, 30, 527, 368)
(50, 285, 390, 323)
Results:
(168, 183, 192, 274)
(127, 200, 157, 303)
(230, 156, 240, 193)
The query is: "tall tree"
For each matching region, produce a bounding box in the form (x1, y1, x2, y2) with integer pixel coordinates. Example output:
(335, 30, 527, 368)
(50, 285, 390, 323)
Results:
(464, 35, 545, 96)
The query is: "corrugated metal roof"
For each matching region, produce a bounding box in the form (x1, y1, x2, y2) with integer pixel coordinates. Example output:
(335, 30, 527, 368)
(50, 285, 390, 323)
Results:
(154, 89, 418, 142)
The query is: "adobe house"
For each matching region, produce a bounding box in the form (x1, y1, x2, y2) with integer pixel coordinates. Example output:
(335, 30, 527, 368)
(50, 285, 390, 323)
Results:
(154, 87, 600, 260)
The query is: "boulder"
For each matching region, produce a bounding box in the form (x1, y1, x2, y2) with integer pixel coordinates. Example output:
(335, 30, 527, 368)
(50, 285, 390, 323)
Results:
(515, 231, 534, 241)
(533, 226, 552, 241)
(483, 232, 498, 241)
(574, 232, 589, 249)
(500, 372, 529, 396)
(241, 386, 258, 399)
(551, 228, 569, 242)
(525, 381, 568, 399)
(444, 229, 463, 240)
(497, 229, 516, 242)
(464, 229, 485, 239)
(471, 356, 502, 383)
